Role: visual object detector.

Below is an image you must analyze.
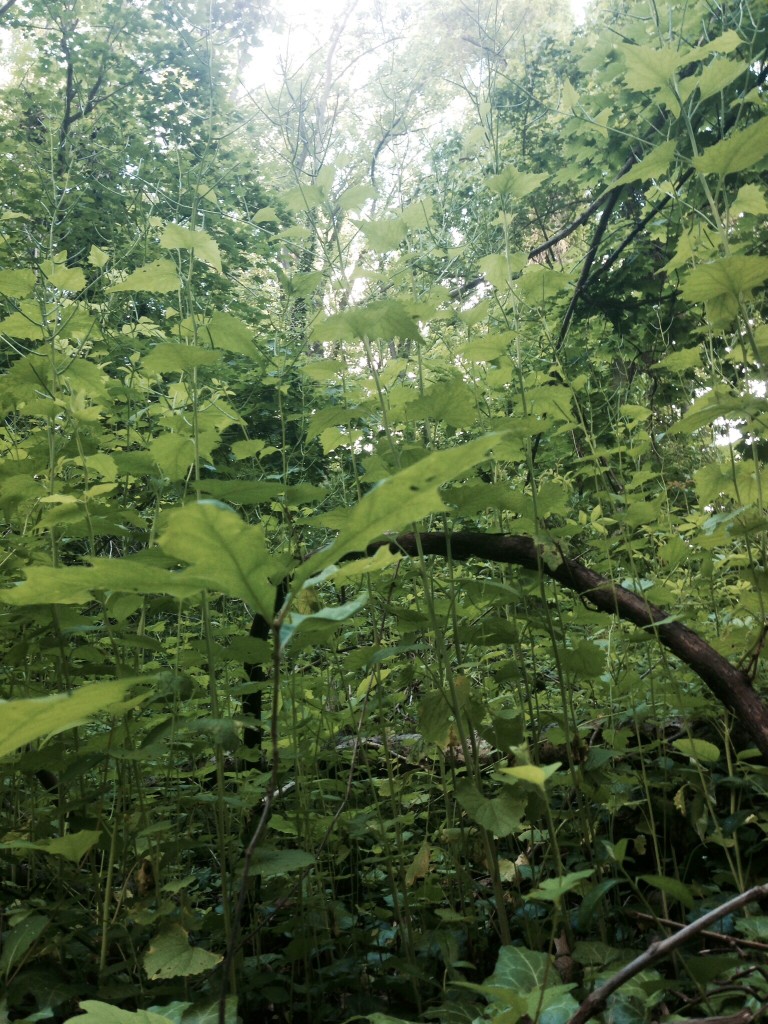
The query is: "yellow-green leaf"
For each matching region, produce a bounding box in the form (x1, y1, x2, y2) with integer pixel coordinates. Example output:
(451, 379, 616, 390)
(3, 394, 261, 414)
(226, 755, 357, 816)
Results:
(159, 224, 222, 273)
(693, 117, 768, 177)
(144, 923, 222, 980)
(615, 139, 676, 186)
(158, 501, 280, 621)
(673, 738, 720, 763)
(0, 269, 35, 298)
(107, 259, 180, 294)
(0, 680, 143, 759)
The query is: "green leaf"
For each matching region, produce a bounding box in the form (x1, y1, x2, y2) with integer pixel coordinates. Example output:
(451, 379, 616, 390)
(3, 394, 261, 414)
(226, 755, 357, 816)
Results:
(619, 43, 683, 113)
(478, 252, 527, 291)
(253, 206, 279, 223)
(2, 830, 102, 864)
(404, 381, 477, 429)
(354, 216, 407, 252)
(696, 57, 748, 101)
(639, 874, 694, 909)
(615, 139, 676, 186)
(454, 780, 526, 837)
(560, 640, 605, 678)
(0, 680, 144, 759)
(253, 848, 315, 876)
(301, 434, 502, 578)
(527, 869, 595, 903)
(89, 245, 109, 268)
(107, 259, 180, 293)
(149, 434, 195, 480)
(486, 945, 553, 992)
(144, 924, 222, 980)
(652, 347, 701, 371)
(732, 184, 768, 216)
(64, 1003, 174, 1024)
(280, 592, 368, 648)
(41, 256, 86, 291)
(486, 166, 548, 198)
(311, 299, 423, 342)
(0, 300, 45, 339)
(160, 224, 221, 272)
(694, 30, 744, 58)
(282, 184, 325, 212)
(202, 311, 258, 357)
(158, 502, 279, 621)
(0, 913, 48, 973)
(515, 266, 570, 305)
(496, 762, 561, 791)
(673, 738, 721, 763)
(0, 268, 35, 298)
(337, 183, 376, 211)
(693, 117, 768, 177)
(142, 342, 221, 374)
(0, 557, 210, 606)
(681, 255, 768, 303)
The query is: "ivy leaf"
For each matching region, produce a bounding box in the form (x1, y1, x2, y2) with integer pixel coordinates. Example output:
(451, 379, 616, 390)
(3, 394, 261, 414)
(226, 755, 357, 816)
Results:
(486, 945, 553, 992)
(107, 259, 180, 293)
(454, 780, 526, 837)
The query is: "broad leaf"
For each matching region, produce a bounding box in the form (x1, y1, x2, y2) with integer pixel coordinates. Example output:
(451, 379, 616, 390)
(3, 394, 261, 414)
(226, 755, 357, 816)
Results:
(107, 259, 180, 293)
(158, 501, 280, 620)
(0, 680, 145, 759)
(693, 117, 768, 177)
(144, 924, 222, 980)
(160, 225, 222, 273)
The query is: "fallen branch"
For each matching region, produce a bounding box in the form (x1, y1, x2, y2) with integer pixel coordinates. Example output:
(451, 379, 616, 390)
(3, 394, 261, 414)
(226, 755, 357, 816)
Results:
(564, 884, 768, 1024)
(359, 532, 768, 759)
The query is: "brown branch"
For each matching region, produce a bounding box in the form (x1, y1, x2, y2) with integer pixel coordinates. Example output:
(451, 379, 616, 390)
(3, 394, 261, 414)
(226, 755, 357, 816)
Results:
(564, 884, 768, 1024)
(360, 532, 768, 759)
(0, 0, 18, 17)
(527, 152, 636, 261)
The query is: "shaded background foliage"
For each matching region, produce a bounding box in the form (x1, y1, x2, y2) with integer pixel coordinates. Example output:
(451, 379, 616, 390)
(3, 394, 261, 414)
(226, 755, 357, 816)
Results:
(1, 0, 768, 1022)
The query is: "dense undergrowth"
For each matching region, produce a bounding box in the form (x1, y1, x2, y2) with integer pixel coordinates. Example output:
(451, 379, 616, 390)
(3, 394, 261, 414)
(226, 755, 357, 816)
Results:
(1, 0, 768, 1021)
